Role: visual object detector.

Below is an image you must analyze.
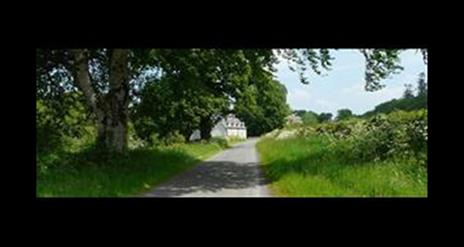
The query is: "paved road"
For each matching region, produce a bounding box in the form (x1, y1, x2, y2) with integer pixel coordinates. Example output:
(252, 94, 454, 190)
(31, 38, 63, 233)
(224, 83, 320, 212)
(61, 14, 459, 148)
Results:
(143, 138, 271, 197)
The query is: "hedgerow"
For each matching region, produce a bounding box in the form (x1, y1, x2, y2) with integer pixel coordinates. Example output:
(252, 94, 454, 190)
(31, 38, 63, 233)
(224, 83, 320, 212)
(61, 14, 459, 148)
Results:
(296, 110, 427, 165)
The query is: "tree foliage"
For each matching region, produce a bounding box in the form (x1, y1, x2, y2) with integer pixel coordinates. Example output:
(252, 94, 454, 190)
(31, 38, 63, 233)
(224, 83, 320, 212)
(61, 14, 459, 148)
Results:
(36, 48, 427, 154)
(133, 76, 228, 143)
(318, 112, 333, 122)
(235, 73, 290, 136)
(416, 72, 427, 97)
(403, 83, 415, 99)
(362, 72, 427, 117)
(336, 109, 354, 121)
(293, 110, 319, 125)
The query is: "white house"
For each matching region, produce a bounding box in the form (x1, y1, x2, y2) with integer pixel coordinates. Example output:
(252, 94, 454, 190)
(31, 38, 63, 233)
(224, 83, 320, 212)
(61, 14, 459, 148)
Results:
(190, 114, 247, 141)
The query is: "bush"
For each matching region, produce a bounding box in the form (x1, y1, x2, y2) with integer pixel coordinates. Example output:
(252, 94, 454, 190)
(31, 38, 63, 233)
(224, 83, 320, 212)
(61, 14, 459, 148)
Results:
(293, 110, 427, 165)
(37, 101, 64, 153)
(210, 137, 229, 148)
(163, 131, 186, 145)
(258, 109, 428, 197)
(37, 94, 91, 153)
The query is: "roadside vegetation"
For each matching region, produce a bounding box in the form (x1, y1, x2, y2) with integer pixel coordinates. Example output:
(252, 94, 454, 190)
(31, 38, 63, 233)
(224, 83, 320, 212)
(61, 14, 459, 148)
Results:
(37, 49, 427, 197)
(37, 124, 232, 197)
(258, 74, 428, 197)
(258, 110, 427, 197)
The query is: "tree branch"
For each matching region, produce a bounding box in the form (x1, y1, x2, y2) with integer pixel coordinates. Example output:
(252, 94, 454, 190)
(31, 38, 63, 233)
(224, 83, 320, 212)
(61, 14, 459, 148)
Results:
(69, 49, 103, 118)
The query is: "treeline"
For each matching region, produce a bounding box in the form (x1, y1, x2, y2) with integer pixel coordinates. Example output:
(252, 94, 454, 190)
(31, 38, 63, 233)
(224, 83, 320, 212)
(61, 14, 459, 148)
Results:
(292, 109, 353, 125)
(134, 68, 290, 142)
(37, 49, 295, 153)
(292, 72, 427, 125)
(362, 72, 427, 117)
(37, 49, 426, 154)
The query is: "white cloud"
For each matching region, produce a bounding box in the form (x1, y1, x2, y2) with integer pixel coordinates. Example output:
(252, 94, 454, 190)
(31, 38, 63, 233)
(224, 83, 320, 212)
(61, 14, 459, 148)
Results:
(287, 88, 311, 109)
(276, 49, 426, 115)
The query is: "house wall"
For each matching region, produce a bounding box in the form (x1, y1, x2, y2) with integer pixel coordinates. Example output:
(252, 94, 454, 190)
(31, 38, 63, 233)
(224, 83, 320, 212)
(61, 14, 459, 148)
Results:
(211, 122, 227, 138)
(189, 129, 201, 141)
(227, 128, 247, 139)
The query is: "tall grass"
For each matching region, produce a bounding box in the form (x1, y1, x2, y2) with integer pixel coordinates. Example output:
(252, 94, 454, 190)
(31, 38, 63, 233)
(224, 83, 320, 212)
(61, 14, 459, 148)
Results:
(257, 110, 427, 197)
(257, 137, 427, 197)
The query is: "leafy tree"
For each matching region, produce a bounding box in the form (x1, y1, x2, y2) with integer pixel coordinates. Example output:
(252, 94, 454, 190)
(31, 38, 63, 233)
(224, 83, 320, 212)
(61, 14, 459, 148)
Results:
(36, 49, 153, 153)
(235, 73, 290, 136)
(276, 49, 427, 91)
(293, 110, 306, 118)
(37, 48, 427, 153)
(36, 91, 90, 152)
(318, 112, 333, 122)
(293, 110, 319, 125)
(133, 76, 228, 142)
(416, 72, 427, 97)
(302, 111, 319, 125)
(403, 83, 415, 99)
(362, 72, 428, 117)
(336, 109, 353, 121)
(148, 49, 254, 140)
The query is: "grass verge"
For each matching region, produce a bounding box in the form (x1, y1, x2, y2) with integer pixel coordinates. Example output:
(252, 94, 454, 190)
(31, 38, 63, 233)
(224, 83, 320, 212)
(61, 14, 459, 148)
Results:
(37, 141, 226, 197)
(256, 136, 427, 197)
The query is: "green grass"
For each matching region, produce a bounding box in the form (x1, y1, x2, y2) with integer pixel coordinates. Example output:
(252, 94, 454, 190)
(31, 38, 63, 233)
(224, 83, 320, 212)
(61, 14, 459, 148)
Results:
(226, 136, 247, 146)
(37, 141, 226, 197)
(257, 136, 427, 197)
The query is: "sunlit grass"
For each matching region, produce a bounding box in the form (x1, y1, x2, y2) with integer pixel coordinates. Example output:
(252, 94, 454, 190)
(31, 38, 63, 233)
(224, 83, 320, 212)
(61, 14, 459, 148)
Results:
(257, 136, 427, 197)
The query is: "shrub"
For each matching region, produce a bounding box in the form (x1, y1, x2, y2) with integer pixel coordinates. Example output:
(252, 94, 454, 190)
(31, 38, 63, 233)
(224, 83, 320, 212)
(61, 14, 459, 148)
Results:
(210, 137, 228, 148)
(163, 131, 186, 145)
(290, 110, 427, 165)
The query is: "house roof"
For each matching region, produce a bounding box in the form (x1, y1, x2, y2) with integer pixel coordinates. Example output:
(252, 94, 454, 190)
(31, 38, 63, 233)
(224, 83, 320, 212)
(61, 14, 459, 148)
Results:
(223, 114, 246, 129)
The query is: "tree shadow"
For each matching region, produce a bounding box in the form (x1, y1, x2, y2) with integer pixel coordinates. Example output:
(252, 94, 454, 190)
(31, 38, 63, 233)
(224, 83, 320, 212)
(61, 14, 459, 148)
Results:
(144, 160, 270, 197)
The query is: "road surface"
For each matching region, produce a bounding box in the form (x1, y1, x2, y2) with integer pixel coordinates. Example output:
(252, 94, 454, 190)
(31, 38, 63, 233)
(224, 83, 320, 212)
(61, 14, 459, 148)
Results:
(143, 138, 271, 197)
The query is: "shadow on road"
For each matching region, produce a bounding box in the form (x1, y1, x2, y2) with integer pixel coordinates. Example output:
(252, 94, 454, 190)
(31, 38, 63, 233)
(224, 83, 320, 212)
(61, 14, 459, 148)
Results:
(144, 160, 270, 197)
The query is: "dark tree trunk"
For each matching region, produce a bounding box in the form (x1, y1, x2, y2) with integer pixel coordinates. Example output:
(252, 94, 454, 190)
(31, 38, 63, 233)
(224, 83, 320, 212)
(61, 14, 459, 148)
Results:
(180, 128, 193, 142)
(199, 116, 213, 140)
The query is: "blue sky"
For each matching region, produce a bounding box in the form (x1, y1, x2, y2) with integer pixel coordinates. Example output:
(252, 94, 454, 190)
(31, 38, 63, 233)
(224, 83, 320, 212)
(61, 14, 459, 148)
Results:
(273, 49, 428, 116)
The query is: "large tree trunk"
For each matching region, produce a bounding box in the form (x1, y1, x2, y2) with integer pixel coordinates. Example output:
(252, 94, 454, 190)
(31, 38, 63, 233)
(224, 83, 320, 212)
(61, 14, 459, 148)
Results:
(71, 49, 129, 153)
(99, 49, 130, 152)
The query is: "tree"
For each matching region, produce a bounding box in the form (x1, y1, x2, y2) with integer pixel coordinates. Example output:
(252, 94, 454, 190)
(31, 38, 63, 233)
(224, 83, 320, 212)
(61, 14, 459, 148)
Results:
(37, 48, 428, 153)
(293, 110, 306, 119)
(403, 83, 415, 99)
(361, 72, 428, 117)
(235, 73, 290, 136)
(276, 49, 427, 91)
(336, 109, 353, 121)
(293, 110, 319, 125)
(133, 74, 230, 142)
(37, 49, 138, 153)
(318, 112, 333, 122)
(36, 91, 90, 152)
(302, 111, 319, 125)
(416, 72, 427, 97)
(150, 49, 254, 140)
(76, 49, 130, 152)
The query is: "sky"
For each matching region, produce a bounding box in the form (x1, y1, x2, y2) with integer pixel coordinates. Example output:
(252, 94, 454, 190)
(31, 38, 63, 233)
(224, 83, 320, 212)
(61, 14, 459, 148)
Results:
(273, 49, 428, 116)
